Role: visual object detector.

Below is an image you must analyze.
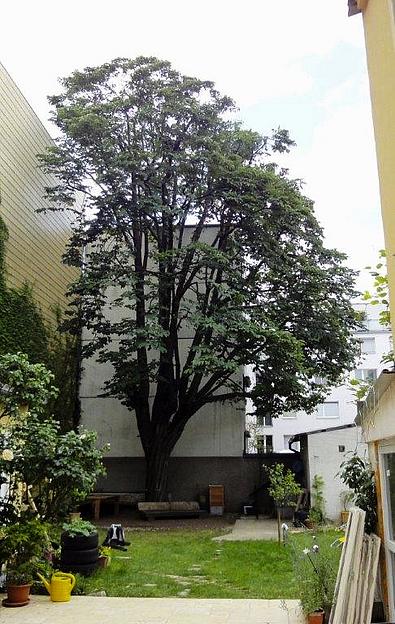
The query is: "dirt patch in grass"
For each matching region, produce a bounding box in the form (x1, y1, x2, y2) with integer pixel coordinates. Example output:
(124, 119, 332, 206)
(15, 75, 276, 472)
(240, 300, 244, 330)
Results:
(93, 508, 237, 531)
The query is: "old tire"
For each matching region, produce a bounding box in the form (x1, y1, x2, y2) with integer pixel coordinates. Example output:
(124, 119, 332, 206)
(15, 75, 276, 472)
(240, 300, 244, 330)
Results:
(60, 532, 98, 551)
(60, 547, 99, 565)
(59, 561, 99, 577)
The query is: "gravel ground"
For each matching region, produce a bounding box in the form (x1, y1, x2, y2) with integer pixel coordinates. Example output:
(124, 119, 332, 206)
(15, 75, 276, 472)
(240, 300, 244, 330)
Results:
(91, 508, 237, 531)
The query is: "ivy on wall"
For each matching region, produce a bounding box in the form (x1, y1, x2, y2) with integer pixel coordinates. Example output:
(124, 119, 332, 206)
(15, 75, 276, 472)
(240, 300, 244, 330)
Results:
(0, 214, 79, 430)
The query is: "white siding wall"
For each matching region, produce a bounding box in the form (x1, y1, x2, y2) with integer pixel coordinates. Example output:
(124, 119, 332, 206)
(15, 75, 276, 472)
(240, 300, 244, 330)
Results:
(307, 426, 367, 521)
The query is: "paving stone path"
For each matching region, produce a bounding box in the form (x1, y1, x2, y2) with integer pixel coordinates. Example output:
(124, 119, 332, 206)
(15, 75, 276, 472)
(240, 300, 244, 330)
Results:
(213, 517, 280, 541)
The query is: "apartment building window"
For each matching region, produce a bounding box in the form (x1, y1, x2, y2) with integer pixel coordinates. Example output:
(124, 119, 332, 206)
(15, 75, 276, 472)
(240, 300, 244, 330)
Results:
(355, 369, 377, 382)
(360, 337, 376, 354)
(256, 411, 273, 427)
(314, 376, 327, 386)
(256, 435, 273, 454)
(316, 401, 339, 419)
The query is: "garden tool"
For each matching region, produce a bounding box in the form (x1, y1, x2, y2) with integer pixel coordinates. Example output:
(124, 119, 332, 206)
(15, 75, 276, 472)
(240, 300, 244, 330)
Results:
(37, 571, 75, 602)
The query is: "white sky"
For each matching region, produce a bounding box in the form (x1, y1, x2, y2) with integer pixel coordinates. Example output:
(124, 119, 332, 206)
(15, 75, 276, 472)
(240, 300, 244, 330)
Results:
(0, 0, 384, 290)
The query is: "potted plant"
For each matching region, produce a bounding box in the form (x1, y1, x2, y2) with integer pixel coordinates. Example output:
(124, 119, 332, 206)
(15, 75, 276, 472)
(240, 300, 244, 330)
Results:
(60, 519, 99, 576)
(0, 518, 50, 607)
(265, 463, 302, 542)
(339, 490, 354, 524)
(289, 533, 339, 624)
(5, 562, 36, 606)
(338, 454, 377, 533)
(98, 546, 112, 568)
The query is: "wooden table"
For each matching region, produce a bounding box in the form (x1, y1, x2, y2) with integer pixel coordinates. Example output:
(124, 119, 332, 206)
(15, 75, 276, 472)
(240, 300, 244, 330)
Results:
(87, 493, 120, 521)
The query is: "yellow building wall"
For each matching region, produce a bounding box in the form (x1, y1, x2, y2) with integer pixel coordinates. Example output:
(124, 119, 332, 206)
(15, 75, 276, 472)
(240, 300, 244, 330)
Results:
(359, 0, 395, 337)
(0, 62, 77, 319)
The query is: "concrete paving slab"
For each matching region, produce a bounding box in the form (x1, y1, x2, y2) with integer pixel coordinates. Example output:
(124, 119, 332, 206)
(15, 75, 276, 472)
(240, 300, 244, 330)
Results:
(0, 595, 304, 623)
(213, 518, 279, 541)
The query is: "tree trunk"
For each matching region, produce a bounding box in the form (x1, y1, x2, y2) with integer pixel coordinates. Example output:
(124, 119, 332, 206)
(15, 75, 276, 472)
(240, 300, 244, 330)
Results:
(277, 506, 282, 544)
(145, 444, 172, 501)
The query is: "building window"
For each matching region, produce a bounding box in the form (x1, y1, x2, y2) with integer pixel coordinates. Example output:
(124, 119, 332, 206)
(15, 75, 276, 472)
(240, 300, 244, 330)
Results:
(256, 435, 273, 454)
(256, 411, 272, 427)
(360, 337, 376, 354)
(355, 369, 377, 382)
(316, 402, 339, 419)
(314, 376, 327, 385)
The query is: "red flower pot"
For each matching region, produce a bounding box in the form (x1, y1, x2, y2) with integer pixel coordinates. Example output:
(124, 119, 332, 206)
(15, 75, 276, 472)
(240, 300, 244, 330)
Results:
(4, 583, 31, 607)
(307, 609, 325, 624)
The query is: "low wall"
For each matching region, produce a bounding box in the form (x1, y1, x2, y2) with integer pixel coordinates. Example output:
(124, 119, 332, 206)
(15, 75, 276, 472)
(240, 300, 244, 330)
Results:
(96, 454, 297, 513)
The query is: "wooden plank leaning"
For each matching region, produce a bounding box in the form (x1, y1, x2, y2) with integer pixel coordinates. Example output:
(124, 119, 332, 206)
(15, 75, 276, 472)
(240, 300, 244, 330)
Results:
(330, 507, 366, 624)
(329, 507, 381, 624)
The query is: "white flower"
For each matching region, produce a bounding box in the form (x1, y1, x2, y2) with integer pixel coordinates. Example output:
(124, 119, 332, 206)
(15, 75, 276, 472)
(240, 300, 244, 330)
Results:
(1, 449, 13, 461)
(303, 548, 310, 555)
(281, 523, 289, 531)
(312, 544, 319, 553)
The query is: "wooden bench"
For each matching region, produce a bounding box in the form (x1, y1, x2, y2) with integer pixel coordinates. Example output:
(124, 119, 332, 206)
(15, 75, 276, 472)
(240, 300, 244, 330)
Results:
(138, 501, 200, 520)
(87, 491, 146, 521)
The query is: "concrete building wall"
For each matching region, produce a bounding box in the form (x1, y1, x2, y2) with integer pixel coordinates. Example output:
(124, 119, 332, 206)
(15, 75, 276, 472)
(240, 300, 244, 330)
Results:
(0, 62, 76, 317)
(80, 225, 245, 472)
(307, 426, 367, 521)
(95, 453, 297, 513)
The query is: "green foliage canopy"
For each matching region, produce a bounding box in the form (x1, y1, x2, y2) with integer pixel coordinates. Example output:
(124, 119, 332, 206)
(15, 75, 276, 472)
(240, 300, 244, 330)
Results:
(266, 462, 302, 508)
(39, 56, 359, 498)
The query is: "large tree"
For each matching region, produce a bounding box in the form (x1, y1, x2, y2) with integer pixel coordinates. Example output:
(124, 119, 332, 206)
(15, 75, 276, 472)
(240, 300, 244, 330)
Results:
(40, 57, 358, 500)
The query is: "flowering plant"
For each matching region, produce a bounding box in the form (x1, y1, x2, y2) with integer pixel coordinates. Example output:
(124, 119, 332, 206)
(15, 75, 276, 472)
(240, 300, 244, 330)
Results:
(289, 533, 341, 616)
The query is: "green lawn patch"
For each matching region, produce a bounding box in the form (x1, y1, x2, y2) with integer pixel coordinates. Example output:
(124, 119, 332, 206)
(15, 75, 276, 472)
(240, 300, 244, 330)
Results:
(77, 528, 341, 599)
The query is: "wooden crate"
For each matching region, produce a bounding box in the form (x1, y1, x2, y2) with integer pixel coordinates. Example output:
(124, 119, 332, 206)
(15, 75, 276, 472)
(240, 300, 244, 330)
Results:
(209, 485, 224, 515)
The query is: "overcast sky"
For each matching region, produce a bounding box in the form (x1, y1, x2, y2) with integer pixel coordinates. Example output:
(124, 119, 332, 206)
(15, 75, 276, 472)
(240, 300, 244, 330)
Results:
(0, 0, 384, 290)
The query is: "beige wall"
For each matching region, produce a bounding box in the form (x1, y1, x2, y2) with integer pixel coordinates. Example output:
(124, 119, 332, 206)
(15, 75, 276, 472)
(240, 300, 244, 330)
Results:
(359, 0, 395, 341)
(0, 62, 76, 318)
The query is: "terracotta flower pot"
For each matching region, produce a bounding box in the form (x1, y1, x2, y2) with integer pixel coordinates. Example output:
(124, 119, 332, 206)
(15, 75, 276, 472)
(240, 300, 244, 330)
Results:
(307, 609, 325, 624)
(340, 511, 349, 524)
(4, 583, 31, 607)
(98, 555, 110, 568)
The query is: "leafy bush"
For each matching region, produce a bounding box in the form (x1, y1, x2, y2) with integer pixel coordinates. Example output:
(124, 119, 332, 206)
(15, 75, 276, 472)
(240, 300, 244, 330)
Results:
(0, 414, 107, 522)
(0, 518, 50, 584)
(62, 519, 96, 537)
(338, 454, 377, 533)
(0, 352, 57, 419)
(0, 353, 107, 524)
(308, 475, 326, 525)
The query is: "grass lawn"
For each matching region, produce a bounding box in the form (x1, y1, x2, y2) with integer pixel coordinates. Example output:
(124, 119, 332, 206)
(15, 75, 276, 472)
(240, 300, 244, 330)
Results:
(77, 528, 341, 599)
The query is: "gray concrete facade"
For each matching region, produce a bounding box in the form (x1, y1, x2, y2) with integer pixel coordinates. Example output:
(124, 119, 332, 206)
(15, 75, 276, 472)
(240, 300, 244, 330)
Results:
(80, 225, 247, 504)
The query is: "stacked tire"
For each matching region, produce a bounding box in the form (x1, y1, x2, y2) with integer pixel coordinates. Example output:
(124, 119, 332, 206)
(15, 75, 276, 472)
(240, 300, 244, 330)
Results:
(60, 531, 99, 576)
